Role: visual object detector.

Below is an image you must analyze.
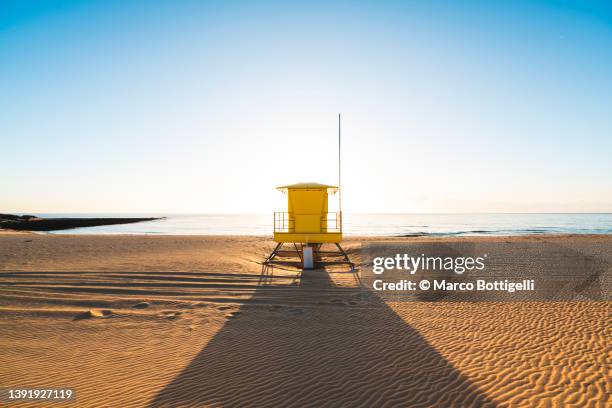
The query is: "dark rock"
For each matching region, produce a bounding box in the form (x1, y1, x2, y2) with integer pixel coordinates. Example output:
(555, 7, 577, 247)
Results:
(0, 214, 162, 231)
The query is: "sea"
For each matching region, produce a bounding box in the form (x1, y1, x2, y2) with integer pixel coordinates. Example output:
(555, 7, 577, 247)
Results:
(29, 213, 612, 237)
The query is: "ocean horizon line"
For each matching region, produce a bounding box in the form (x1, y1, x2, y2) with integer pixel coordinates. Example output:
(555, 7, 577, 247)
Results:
(9, 213, 609, 237)
(8, 211, 612, 216)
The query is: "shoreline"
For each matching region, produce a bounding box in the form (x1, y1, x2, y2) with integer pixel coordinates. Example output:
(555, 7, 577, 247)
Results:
(2, 213, 611, 237)
(2, 230, 610, 240)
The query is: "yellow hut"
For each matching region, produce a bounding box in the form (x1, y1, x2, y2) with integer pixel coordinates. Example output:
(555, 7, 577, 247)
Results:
(265, 182, 352, 269)
(273, 182, 341, 244)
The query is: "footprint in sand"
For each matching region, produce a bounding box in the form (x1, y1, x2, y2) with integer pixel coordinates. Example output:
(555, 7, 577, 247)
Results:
(177, 303, 195, 309)
(225, 311, 241, 319)
(357, 293, 371, 301)
(74, 309, 112, 320)
(159, 310, 182, 319)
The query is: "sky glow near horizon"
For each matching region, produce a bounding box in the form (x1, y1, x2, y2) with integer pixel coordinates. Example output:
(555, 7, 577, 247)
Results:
(1, 0, 611, 214)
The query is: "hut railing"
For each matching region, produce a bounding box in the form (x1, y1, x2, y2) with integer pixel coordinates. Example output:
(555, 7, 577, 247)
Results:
(273, 212, 342, 233)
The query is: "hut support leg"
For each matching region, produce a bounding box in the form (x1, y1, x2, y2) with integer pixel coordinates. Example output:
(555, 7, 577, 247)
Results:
(264, 242, 283, 264)
(335, 243, 355, 268)
(293, 243, 303, 262)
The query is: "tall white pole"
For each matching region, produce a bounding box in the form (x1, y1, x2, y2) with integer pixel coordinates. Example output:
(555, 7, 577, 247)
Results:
(338, 113, 342, 230)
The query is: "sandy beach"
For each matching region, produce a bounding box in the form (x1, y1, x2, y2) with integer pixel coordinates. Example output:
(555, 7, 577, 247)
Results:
(0, 233, 610, 407)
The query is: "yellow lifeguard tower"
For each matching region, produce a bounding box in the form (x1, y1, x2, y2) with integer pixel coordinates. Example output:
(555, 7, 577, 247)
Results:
(273, 182, 341, 244)
(264, 182, 353, 269)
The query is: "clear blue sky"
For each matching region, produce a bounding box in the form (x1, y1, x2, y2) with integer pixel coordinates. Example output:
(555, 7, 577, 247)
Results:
(1, 0, 611, 213)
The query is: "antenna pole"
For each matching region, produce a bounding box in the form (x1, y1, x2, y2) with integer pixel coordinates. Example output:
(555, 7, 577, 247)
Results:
(338, 113, 342, 227)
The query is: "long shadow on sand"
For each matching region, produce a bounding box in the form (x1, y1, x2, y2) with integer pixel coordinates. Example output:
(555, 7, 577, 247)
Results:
(149, 265, 495, 407)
